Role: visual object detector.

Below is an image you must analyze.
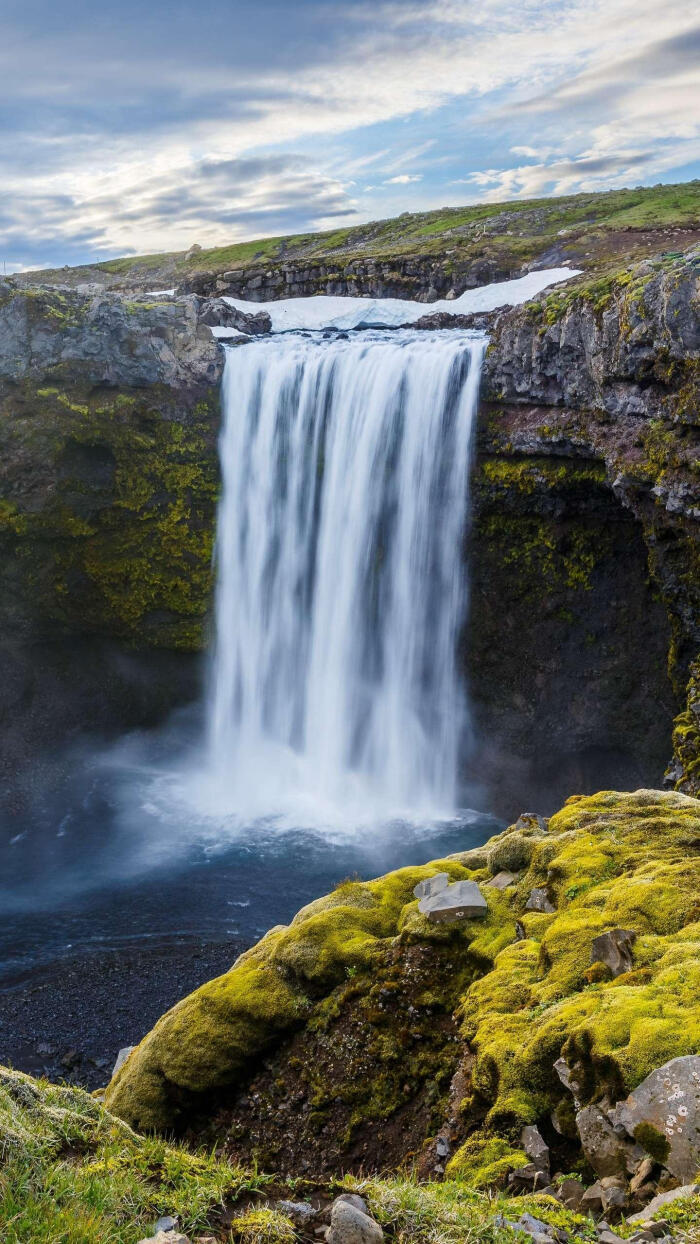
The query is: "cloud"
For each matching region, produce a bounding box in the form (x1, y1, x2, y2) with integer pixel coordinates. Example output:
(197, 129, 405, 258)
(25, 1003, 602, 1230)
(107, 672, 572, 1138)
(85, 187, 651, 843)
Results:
(0, 0, 698, 267)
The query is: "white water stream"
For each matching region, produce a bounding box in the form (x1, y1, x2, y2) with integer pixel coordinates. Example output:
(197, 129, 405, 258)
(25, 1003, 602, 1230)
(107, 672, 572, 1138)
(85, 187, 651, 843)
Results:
(205, 329, 486, 826)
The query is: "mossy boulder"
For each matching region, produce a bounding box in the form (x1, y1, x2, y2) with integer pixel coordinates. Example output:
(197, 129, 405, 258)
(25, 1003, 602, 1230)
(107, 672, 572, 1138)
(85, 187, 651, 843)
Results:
(106, 789, 700, 1188)
(669, 657, 700, 797)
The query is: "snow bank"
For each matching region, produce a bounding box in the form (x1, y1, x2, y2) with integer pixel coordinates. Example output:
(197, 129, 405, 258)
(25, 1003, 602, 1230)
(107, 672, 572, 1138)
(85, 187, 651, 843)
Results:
(222, 267, 580, 332)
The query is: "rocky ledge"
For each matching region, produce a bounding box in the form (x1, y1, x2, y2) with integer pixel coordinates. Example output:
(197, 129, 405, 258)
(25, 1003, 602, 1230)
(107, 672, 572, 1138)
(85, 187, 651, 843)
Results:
(4, 787, 699, 1242)
(105, 789, 700, 1209)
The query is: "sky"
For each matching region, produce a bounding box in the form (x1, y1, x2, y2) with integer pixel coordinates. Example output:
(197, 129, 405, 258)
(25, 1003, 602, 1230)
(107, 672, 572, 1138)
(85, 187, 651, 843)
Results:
(2, 0, 699, 272)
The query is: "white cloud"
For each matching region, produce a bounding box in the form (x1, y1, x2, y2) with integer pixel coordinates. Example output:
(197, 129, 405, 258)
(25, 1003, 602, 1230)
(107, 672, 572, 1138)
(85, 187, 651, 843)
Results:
(385, 174, 424, 184)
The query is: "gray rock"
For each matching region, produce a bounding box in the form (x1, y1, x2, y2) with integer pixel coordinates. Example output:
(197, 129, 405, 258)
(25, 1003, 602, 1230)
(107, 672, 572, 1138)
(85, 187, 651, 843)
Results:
(328, 1200, 383, 1244)
(418, 880, 487, 923)
(590, 929, 636, 978)
(277, 1201, 317, 1227)
(581, 1181, 606, 1215)
(629, 1158, 656, 1195)
(334, 1194, 369, 1216)
(598, 1231, 625, 1244)
(154, 1216, 178, 1232)
(521, 1124, 550, 1173)
(436, 1135, 450, 1158)
(413, 872, 449, 900)
(576, 1104, 645, 1177)
(487, 871, 518, 890)
(508, 1163, 550, 1192)
(608, 1056, 700, 1183)
(556, 1178, 585, 1210)
(112, 1046, 136, 1078)
(628, 1184, 700, 1222)
(511, 1212, 562, 1244)
(137, 1234, 190, 1244)
(525, 888, 556, 914)
(599, 1175, 628, 1218)
(197, 298, 271, 335)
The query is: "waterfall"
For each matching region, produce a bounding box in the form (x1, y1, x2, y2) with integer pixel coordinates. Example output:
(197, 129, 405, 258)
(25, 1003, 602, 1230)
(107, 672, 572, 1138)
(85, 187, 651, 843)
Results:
(207, 328, 486, 826)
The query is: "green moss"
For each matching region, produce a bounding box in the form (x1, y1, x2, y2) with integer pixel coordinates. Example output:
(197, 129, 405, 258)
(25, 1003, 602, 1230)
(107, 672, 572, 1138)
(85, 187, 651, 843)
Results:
(446, 1134, 528, 1188)
(633, 1120, 671, 1164)
(0, 381, 220, 650)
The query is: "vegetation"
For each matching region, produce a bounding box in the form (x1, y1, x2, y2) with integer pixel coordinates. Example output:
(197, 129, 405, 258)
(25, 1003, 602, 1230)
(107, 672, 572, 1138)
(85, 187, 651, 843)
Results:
(106, 790, 700, 1193)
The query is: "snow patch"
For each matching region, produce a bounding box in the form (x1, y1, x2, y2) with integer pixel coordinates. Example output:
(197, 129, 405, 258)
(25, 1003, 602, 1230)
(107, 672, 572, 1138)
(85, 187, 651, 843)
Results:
(223, 267, 581, 332)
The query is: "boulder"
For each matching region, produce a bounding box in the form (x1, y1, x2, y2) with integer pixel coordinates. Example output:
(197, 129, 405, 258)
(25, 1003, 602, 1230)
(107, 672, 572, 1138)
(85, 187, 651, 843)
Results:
(197, 298, 271, 335)
(520, 1124, 550, 1173)
(154, 1215, 178, 1232)
(418, 880, 487, 923)
(137, 1234, 190, 1244)
(327, 1200, 383, 1244)
(607, 1055, 700, 1182)
(576, 1104, 644, 1176)
(628, 1184, 700, 1223)
(334, 1194, 369, 1216)
(590, 929, 636, 978)
(598, 1175, 628, 1218)
(413, 873, 449, 900)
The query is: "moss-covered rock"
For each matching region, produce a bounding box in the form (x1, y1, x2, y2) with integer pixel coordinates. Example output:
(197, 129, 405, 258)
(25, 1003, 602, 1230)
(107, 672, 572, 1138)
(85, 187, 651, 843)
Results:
(105, 789, 700, 1191)
(669, 658, 700, 796)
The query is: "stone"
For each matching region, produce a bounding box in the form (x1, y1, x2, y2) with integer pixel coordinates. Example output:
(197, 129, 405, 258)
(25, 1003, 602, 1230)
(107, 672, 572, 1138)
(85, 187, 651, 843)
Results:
(418, 880, 487, 923)
(581, 1182, 605, 1216)
(277, 1201, 317, 1227)
(328, 1200, 383, 1244)
(590, 929, 636, 978)
(333, 1195, 369, 1216)
(521, 1124, 550, 1173)
(435, 1136, 450, 1158)
(607, 1056, 700, 1182)
(628, 1185, 700, 1223)
(576, 1104, 644, 1177)
(508, 1163, 550, 1192)
(599, 1175, 628, 1218)
(112, 1046, 136, 1078)
(413, 872, 449, 900)
(137, 1234, 190, 1244)
(598, 1231, 625, 1244)
(487, 870, 518, 890)
(155, 1216, 179, 1233)
(556, 1178, 585, 1210)
(629, 1158, 656, 1195)
(515, 814, 548, 833)
(511, 1212, 562, 1244)
(525, 888, 556, 914)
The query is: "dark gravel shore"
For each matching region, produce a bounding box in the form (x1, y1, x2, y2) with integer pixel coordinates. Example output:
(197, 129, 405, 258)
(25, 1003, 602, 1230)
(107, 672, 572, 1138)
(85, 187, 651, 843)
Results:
(0, 936, 249, 1090)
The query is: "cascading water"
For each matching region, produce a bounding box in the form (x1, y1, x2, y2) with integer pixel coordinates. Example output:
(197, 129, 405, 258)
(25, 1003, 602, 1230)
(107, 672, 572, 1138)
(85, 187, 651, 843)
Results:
(206, 328, 486, 827)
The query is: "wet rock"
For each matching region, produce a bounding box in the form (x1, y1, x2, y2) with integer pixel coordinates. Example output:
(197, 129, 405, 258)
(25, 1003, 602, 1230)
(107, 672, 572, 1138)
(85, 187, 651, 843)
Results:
(418, 880, 487, 923)
(590, 929, 636, 978)
(327, 1199, 383, 1244)
(487, 870, 518, 890)
(525, 888, 556, 914)
(413, 873, 449, 900)
(607, 1056, 700, 1182)
(576, 1104, 644, 1177)
(112, 1046, 136, 1078)
(521, 1124, 550, 1173)
(628, 1185, 700, 1222)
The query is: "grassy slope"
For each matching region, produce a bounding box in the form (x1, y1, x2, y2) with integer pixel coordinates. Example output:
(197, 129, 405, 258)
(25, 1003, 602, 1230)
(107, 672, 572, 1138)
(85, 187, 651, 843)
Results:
(19, 180, 700, 290)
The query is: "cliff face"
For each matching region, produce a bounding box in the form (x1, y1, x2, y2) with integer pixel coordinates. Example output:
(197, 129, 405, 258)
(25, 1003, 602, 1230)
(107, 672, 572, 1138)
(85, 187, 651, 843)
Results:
(474, 250, 699, 800)
(0, 282, 223, 770)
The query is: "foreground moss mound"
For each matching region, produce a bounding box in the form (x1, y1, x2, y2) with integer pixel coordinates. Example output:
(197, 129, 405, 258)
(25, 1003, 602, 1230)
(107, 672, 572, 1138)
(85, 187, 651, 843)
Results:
(105, 789, 700, 1189)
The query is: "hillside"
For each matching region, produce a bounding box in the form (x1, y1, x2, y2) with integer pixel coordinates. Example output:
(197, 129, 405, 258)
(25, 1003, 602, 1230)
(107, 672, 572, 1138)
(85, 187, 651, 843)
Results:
(15, 181, 700, 302)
